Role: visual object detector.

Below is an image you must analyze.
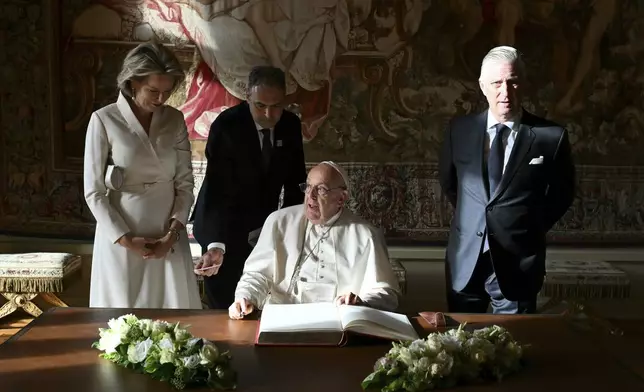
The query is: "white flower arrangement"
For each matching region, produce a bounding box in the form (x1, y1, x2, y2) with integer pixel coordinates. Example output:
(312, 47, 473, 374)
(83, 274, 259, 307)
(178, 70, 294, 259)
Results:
(361, 324, 525, 391)
(92, 314, 237, 390)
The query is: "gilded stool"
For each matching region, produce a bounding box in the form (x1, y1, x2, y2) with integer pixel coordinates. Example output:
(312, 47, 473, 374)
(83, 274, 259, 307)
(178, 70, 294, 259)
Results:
(0, 252, 81, 319)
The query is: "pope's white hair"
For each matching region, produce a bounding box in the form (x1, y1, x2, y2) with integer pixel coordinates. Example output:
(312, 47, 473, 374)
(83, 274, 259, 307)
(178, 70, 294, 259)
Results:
(479, 46, 526, 80)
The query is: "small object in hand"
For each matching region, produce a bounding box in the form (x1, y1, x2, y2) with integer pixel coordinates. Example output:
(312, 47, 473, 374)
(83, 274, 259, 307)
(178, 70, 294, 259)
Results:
(194, 264, 218, 272)
(419, 311, 447, 328)
(196, 264, 218, 270)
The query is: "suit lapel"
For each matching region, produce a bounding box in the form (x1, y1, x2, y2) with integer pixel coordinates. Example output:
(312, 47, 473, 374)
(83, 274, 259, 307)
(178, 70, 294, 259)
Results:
(473, 112, 490, 203)
(116, 92, 162, 162)
(260, 110, 289, 174)
(270, 124, 285, 171)
(489, 122, 535, 203)
(240, 102, 263, 171)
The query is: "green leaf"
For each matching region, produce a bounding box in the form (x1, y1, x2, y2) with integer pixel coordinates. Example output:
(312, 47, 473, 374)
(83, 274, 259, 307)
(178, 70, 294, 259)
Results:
(361, 371, 386, 390)
(116, 344, 128, 357)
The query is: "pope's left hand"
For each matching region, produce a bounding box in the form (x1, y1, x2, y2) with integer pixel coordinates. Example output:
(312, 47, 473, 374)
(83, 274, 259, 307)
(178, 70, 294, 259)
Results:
(143, 234, 175, 260)
(335, 292, 363, 306)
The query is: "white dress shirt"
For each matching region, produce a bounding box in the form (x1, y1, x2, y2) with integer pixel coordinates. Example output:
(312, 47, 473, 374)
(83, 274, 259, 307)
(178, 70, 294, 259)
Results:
(256, 122, 274, 150)
(206, 122, 274, 253)
(485, 110, 520, 174)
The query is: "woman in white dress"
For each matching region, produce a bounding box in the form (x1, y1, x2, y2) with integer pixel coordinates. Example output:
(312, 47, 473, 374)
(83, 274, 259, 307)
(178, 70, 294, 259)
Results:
(83, 42, 201, 309)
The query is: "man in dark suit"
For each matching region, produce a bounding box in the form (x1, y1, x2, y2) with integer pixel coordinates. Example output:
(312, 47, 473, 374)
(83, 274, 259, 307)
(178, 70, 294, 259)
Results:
(192, 66, 306, 309)
(438, 46, 575, 314)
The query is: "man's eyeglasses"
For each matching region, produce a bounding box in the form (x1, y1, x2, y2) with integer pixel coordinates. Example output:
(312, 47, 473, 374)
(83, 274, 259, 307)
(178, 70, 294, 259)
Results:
(299, 183, 346, 197)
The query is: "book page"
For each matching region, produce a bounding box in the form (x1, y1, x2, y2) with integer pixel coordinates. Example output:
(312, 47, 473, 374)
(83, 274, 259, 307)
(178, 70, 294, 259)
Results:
(338, 305, 419, 341)
(259, 303, 342, 333)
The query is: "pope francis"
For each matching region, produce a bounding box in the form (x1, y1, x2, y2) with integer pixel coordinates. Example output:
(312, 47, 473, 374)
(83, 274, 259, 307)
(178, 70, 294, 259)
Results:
(227, 161, 401, 319)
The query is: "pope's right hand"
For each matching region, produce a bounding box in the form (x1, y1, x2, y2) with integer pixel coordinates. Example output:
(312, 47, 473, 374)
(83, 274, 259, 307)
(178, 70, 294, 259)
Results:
(229, 298, 254, 320)
(194, 248, 224, 276)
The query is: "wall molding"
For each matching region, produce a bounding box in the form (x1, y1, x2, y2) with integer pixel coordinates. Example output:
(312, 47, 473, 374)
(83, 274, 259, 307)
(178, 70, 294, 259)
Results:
(2, 235, 642, 263)
(387, 245, 644, 262)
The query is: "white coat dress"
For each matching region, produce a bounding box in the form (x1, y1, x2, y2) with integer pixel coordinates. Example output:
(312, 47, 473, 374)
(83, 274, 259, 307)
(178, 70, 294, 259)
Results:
(84, 92, 201, 309)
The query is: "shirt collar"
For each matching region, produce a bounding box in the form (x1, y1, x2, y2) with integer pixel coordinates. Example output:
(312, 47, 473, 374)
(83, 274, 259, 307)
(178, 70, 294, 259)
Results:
(255, 122, 273, 132)
(486, 110, 521, 133)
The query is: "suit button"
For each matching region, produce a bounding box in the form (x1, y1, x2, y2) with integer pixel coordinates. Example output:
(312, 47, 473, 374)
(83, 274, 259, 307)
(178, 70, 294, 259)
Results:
(476, 231, 483, 237)
(486, 206, 493, 212)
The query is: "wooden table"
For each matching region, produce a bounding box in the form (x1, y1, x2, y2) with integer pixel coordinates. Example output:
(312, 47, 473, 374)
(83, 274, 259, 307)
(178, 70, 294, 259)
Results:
(0, 308, 643, 391)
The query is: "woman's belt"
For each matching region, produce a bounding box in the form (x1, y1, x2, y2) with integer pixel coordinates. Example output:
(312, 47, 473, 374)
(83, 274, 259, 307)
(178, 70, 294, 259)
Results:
(114, 180, 173, 193)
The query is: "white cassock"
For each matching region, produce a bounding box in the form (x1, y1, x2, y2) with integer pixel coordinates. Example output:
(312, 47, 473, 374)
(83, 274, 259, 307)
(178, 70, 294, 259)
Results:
(84, 92, 201, 309)
(234, 205, 400, 311)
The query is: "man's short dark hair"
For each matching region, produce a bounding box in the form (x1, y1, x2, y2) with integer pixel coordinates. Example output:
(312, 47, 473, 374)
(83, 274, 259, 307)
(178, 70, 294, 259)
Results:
(248, 66, 286, 92)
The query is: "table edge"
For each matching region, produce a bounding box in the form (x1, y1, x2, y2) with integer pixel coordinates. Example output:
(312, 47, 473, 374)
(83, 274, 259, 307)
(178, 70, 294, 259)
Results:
(0, 307, 60, 348)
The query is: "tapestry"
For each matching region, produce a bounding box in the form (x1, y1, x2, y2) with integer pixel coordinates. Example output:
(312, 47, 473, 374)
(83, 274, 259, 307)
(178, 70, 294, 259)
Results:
(1, 0, 644, 245)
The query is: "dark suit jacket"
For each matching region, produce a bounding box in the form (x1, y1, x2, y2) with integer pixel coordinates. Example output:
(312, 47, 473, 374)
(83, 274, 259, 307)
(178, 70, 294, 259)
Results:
(438, 109, 575, 301)
(191, 101, 306, 251)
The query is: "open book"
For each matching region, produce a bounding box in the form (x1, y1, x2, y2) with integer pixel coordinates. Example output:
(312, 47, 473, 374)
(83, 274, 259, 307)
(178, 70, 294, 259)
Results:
(255, 303, 419, 346)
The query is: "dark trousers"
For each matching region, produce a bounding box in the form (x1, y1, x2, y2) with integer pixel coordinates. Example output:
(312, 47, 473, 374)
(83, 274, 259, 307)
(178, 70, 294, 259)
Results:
(447, 252, 537, 314)
(202, 241, 252, 310)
